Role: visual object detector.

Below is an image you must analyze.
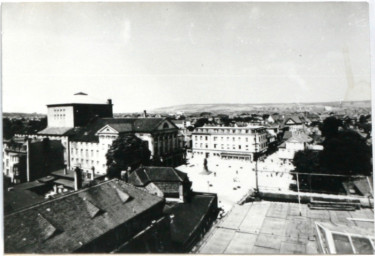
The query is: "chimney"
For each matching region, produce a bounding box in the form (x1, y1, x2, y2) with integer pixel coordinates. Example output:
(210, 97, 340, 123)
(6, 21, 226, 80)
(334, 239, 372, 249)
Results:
(107, 99, 112, 105)
(120, 170, 129, 182)
(143, 110, 147, 118)
(74, 167, 83, 191)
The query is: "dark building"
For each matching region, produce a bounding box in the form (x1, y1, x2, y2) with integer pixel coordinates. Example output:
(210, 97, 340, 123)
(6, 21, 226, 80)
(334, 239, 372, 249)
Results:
(3, 137, 65, 184)
(129, 166, 192, 203)
(4, 179, 172, 253)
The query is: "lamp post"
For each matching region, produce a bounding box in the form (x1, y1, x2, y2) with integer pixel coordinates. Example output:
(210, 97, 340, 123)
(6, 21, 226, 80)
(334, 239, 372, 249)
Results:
(254, 141, 260, 199)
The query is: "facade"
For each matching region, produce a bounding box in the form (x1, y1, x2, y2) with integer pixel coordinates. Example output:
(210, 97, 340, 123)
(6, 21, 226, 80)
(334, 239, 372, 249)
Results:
(7, 94, 185, 178)
(283, 116, 305, 132)
(192, 125, 268, 161)
(129, 166, 192, 203)
(3, 137, 65, 184)
(4, 179, 171, 253)
(278, 132, 313, 161)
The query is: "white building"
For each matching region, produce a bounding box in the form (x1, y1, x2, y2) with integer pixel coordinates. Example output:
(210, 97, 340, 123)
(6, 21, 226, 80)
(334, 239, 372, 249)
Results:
(9, 93, 184, 178)
(278, 132, 313, 161)
(192, 125, 268, 161)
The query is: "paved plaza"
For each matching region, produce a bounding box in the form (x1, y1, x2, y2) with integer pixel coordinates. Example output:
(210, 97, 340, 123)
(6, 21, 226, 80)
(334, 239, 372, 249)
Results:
(176, 152, 296, 212)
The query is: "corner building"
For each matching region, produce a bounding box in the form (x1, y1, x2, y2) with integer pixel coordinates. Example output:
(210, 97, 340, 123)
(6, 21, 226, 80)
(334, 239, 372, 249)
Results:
(192, 125, 268, 161)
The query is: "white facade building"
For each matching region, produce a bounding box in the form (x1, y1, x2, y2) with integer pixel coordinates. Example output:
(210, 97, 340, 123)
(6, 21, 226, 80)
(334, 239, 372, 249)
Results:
(192, 125, 268, 161)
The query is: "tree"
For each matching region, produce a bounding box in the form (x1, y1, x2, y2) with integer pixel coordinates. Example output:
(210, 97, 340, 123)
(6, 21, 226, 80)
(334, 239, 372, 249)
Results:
(194, 118, 208, 128)
(320, 116, 342, 139)
(106, 135, 151, 179)
(292, 149, 320, 190)
(320, 130, 372, 176)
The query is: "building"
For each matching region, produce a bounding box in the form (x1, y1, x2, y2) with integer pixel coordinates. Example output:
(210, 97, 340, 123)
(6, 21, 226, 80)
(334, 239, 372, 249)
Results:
(283, 115, 305, 132)
(3, 137, 65, 184)
(166, 192, 219, 252)
(192, 125, 268, 161)
(4, 179, 172, 253)
(128, 166, 192, 203)
(278, 132, 313, 161)
(10, 93, 184, 177)
(197, 201, 374, 254)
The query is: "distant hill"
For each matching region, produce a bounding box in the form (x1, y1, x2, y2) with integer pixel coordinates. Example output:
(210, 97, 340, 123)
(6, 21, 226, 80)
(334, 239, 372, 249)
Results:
(149, 100, 371, 115)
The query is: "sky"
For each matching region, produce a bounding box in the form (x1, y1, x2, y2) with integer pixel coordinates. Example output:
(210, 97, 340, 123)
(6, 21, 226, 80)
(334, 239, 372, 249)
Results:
(2, 2, 372, 113)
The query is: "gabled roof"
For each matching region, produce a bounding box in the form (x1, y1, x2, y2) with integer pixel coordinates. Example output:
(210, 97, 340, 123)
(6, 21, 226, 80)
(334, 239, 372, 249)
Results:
(284, 115, 303, 125)
(4, 179, 164, 253)
(287, 132, 312, 143)
(71, 118, 177, 142)
(129, 166, 189, 186)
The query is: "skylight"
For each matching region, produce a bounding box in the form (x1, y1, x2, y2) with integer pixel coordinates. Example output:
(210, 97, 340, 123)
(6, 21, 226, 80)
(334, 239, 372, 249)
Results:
(316, 222, 375, 254)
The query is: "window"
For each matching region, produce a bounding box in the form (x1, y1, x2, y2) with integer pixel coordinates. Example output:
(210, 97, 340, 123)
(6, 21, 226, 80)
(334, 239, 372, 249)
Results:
(214, 144, 217, 149)
(332, 234, 354, 254)
(205, 136, 208, 141)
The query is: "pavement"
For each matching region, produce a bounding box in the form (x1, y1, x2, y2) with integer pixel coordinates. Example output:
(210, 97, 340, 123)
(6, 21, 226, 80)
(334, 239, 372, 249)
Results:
(176, 152, 296, 213)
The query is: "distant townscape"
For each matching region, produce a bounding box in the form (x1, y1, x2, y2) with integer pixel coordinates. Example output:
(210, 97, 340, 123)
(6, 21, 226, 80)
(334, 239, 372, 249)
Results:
(2, 92, 373, 254)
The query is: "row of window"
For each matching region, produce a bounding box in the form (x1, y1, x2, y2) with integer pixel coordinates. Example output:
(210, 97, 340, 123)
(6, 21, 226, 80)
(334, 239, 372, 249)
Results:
(54, 114, 66, 120)
(71, 148, 99, 157)
(196, 128, 261, 134)
(195, 135, 253, 143)
(194, 143, 251, 151)
(53, 108, 66, 112)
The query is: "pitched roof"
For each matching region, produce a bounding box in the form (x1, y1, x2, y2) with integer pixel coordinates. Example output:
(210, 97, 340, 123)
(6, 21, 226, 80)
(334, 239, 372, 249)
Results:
(37, 127, 75, 136)
(287, 132, 312, 143)
(71, 118, 175, 142)
(284, 115, 303, 125)
(129, 166, 188, 186)
(4, 190, 46, 216)
(4, 179, 164, 253)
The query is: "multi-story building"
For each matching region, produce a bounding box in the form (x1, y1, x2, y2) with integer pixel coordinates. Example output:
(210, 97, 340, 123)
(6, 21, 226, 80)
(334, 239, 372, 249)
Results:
(2, 137, 65, 184)
(191, 125, 268, 161)
(9, 93, 184, 178)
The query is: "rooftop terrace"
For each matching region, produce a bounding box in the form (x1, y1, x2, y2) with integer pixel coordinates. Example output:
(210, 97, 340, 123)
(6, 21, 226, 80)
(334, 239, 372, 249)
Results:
(197, 201, 374, 254)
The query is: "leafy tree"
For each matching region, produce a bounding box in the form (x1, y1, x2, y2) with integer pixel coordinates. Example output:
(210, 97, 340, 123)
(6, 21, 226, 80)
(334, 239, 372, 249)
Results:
(320, 116, 342, 139)
(320, 130, 372, 176)
(293, 149, 320, 174)
(3, 118, 13, 139)
(106, 135, 151, 179)
(292, 149, 320, 190)
(194, 118, 208, 128)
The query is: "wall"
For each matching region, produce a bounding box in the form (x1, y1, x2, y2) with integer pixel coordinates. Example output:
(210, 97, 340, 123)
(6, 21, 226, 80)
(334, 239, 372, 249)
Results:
(47, 106, 74, 127)
(73, 104, 113, 127)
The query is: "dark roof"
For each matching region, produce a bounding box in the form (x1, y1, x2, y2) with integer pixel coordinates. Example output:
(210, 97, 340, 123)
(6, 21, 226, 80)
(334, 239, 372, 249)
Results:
(4, 190, 46, 215)
(167, 193, 217, 245)
(129, 166, 189, 186)
(12, 180, 47, 190)
(284, 115, 303, 125)
(71, 118, 177, 142)
(4, 179, 164, 253)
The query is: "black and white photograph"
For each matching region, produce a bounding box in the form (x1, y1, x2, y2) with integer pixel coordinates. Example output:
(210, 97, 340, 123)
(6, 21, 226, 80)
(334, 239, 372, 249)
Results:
(1, 1, 374, 254)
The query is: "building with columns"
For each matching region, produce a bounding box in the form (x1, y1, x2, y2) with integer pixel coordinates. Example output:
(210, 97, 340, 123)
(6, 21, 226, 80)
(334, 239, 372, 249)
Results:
(6, 93, 184, 179)
(191, 125, 268, 161)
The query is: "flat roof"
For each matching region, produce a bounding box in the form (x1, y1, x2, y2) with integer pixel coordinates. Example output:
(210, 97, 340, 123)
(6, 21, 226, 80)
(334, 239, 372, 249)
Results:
(197, 201, 374, 254)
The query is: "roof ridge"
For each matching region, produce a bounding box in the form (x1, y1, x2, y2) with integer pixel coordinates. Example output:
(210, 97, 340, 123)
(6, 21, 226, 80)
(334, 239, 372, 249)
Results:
(5, 179, 115, 217)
